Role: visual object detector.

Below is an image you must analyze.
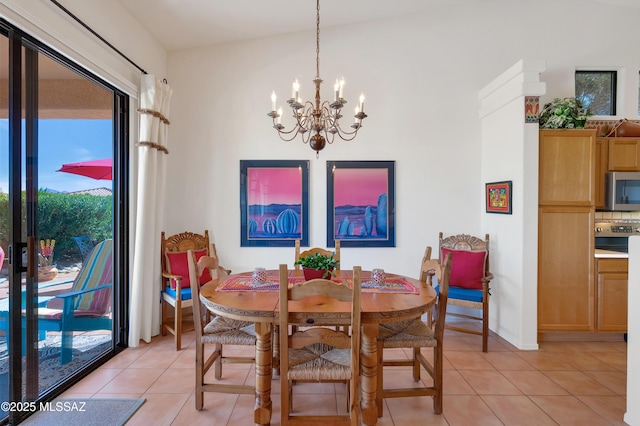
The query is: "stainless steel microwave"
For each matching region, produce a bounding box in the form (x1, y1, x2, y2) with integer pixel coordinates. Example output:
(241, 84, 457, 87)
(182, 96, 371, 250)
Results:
(605, 172, 640, 211)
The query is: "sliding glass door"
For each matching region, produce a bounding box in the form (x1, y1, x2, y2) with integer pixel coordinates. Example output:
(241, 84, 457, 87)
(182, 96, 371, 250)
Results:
(0, 23, 128, 424)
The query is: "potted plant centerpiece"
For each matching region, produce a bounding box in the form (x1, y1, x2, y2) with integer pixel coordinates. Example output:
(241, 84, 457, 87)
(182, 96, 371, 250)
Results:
(538, 97, 591, 129)
(294, 252, 339, 280)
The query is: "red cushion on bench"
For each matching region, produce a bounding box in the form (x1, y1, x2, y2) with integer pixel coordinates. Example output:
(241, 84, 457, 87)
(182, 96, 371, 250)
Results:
(166, 249, 211, 289)
(441, 248, 486, 290)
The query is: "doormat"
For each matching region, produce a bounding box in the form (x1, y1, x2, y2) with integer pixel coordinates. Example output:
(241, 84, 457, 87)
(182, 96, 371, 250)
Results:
(21, 398, 145, 426)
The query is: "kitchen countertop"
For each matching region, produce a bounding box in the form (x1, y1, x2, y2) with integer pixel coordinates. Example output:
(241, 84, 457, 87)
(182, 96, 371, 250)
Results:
(594, 249, 629, 259)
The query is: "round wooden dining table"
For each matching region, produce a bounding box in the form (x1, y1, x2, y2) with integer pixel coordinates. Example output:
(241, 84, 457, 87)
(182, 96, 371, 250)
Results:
(199, 268, 437, 426)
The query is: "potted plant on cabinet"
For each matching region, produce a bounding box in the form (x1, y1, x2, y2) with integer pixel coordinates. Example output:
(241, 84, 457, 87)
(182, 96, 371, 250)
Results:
(294, 252, 339, 280)
(539, 97, 591, 129)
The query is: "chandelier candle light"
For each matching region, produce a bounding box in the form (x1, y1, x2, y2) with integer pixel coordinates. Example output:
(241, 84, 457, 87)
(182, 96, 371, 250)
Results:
(268, 0, 367, 156)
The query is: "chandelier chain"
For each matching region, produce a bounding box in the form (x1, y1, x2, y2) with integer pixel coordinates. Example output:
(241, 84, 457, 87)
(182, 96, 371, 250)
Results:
(316, 0, 320, 80)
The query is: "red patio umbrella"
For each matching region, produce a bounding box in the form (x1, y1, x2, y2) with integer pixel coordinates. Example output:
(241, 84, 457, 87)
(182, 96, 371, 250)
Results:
(57, 158, 112, 180)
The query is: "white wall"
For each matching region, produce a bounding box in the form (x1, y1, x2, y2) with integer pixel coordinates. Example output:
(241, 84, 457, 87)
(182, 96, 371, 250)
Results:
(479, 60, 545, 350)
(166, 1, 640, 282)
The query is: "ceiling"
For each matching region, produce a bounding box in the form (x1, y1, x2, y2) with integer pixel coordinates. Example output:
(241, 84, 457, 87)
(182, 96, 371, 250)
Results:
(117, 0, 640, 52)
(115, 0, 478, 51)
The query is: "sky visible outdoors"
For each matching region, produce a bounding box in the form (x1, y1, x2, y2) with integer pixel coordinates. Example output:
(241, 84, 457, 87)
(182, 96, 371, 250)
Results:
(0, 119, 113, 194)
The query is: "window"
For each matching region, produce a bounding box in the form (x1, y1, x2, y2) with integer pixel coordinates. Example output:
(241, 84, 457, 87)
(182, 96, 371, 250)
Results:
(575, 70, 617, 116)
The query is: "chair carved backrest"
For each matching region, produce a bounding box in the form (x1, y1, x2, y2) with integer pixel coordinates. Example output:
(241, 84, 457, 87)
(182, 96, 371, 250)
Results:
(439, 233, 490, 274)
(294, 239, 341, 273)
(162, 230, 210, 256)
(161, 230, 210, 289)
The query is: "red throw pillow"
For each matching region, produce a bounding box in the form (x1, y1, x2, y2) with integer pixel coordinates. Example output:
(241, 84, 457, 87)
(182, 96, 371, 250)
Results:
(165, 249, 212, 289)
(441, 248, 486, 290)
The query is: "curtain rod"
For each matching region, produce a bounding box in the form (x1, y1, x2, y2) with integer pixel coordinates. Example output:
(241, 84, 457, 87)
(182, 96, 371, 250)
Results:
(49, 0, 148, 75)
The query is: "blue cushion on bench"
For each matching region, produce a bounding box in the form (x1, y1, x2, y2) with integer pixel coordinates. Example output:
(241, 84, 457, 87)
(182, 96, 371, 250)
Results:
(164, 286, 193, 301)
(434, 284, 483, 303)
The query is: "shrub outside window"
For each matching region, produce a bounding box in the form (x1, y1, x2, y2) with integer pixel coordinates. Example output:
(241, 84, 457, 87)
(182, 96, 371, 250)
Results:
(575, 70, 617, 116)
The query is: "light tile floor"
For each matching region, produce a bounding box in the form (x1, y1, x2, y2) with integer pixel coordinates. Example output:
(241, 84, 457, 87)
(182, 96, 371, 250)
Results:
(61, 325, 628, 425)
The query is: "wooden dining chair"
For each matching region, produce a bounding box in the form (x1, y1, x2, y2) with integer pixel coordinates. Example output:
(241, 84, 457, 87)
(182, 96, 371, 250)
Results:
(439, 232, 493, 352)
(160, 230, 231, 350)
(294, 239, 340, 273)
(278, 263, 361, 425)
(375, 248, 452, 416)
(187, 250, 256, 410)
(293, 239, 341, 334)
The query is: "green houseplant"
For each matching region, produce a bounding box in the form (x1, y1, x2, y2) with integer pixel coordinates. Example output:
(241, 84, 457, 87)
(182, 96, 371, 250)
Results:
(539, 97, 591, 129)
(294, 252, 339, 279)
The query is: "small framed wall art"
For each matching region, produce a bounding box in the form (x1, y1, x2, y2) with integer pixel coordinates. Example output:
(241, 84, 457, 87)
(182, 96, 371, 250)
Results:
(485, 180, 512, 214)
(240, 160, 309, 247)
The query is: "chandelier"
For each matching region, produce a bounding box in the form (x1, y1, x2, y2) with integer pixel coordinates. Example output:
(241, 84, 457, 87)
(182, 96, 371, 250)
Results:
(267, 0, 367, 156)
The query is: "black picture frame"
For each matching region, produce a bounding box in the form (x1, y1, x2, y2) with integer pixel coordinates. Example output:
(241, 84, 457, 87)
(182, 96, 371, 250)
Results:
(485, 180, 513, 214)
(240, 160, 310, 247)
(326, 161, 396, 248)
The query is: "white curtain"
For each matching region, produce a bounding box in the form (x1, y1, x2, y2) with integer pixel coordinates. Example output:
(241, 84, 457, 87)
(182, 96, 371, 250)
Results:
(129, 75, 172, 346)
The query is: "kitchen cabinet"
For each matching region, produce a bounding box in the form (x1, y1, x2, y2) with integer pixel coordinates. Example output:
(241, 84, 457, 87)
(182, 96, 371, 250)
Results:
(607, 138, 640, 171)
(595, 138, 608, 209)
(596, 258, 628, 332)
(538, 206, 595, 331)
(538, 129, 596, 333)
(539, 129, 595, 206)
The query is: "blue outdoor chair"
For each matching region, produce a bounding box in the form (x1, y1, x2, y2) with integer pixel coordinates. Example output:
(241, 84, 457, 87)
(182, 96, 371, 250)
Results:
(36, 239, 113, 364)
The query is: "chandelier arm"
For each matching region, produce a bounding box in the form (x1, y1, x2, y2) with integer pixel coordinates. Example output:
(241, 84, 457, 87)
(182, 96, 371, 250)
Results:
(274, 125, 305, 142)
(271, 115, 307, 141)
(333, 123, 362, 141)
(323, 128, 336, 145)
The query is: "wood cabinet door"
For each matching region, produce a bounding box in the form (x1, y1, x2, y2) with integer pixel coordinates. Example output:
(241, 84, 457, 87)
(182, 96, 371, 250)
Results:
(539, 129, 595, 206)
(538, 207, 595, 331)
(608, 138, 640, 171)
(596, 258, 628, 332)
(595, 139, 608, 210)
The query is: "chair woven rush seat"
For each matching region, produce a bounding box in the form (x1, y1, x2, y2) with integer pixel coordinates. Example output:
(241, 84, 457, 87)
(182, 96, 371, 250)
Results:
(376, 248, 452, 416)
(287, 340, 352, 382)
(186, 251, 256, 410)
(378, 319, 437, 348)
(202, 316, 256, 346)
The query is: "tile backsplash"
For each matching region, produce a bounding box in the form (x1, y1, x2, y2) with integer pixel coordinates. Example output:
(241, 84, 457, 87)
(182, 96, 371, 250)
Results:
(595, 211, 640, 220)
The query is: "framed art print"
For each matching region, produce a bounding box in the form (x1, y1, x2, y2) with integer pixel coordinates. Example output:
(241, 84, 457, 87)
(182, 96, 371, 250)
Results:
(240, 160, 309, 247)
(326, 161, 396, 247)
(486, 180, 512, 214)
